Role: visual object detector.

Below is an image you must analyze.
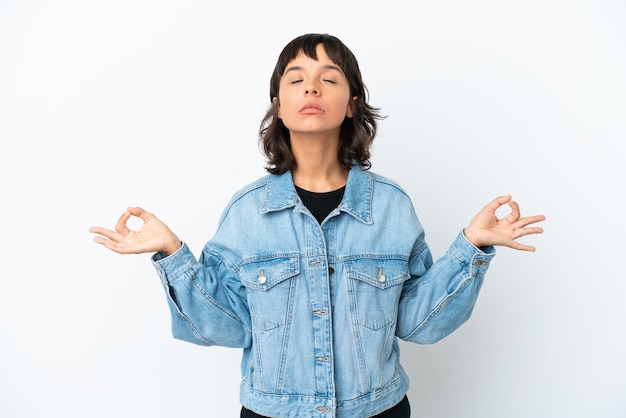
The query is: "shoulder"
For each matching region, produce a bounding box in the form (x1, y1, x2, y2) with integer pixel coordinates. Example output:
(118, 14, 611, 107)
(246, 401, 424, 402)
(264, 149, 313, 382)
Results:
(365, 170, 418, 217)
(215, 175, 270, 225)
(366, 170, 410, 197)
(229, 175, 271, 205)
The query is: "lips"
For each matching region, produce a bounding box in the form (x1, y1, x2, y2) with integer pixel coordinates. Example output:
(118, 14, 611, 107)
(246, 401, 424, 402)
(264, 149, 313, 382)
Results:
(299, 103, 324, 115)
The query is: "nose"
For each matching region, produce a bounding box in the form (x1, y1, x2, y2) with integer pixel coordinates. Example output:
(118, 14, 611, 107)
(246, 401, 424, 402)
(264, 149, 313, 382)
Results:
(304, 80, 320, 96)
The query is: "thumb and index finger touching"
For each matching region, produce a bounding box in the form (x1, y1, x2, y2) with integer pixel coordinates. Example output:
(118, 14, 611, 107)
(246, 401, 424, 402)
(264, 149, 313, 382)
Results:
(483, 194, 514, 214)
(484, 195, 540, 226)
(113, 206, 153, 234)
(89, 206, 152, 242)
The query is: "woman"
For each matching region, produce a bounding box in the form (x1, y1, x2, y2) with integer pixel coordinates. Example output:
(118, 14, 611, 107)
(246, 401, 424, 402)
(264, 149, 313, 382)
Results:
(90, 33, 545, 417)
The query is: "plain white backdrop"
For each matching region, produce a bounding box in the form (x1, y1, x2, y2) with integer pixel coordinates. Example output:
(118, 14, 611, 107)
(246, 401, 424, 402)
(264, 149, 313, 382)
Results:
(1, 1, 624, 417)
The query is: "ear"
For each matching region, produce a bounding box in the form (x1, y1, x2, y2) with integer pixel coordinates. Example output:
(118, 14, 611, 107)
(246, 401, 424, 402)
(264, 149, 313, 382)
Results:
(273, 97, 281, 119)
(346, 96, 358, 118)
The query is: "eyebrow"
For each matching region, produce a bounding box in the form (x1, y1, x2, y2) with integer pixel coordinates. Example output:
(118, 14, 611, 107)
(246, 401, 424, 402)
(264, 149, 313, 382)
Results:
(284, 64, 344, 75)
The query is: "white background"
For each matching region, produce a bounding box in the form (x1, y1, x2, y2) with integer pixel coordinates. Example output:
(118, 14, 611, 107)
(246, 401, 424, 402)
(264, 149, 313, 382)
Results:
(1, 1, 625, 417)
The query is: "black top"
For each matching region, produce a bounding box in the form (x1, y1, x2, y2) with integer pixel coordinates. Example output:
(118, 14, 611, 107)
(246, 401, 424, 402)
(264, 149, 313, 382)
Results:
(241, 395, 410, 418)
(295, 185, 346, 224)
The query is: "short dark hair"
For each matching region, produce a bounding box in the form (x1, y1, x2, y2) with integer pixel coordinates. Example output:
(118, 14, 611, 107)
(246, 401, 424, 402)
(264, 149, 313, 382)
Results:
(259, 33, 383, 174)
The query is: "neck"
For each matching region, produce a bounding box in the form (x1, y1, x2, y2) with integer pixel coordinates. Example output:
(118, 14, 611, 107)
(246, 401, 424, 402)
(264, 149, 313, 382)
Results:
(290, 132, 348, 192)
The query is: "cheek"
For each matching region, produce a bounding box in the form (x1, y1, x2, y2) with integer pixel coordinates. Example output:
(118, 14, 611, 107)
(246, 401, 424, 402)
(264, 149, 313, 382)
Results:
(276, 93, 289, 115)
(277, 94, 300, 120)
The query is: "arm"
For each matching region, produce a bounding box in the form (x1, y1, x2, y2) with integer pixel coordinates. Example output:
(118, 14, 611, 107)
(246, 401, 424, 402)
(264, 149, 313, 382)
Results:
(153, 243, 252, 348)
(397, 195, 545, 344)
(397, 232, 494, 344)
(90, 207, 252, 348)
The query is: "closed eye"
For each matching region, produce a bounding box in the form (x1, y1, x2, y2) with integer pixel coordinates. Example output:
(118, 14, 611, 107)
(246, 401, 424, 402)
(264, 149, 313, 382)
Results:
(323, 79, 337, 84)
(291, 80, 303, 84)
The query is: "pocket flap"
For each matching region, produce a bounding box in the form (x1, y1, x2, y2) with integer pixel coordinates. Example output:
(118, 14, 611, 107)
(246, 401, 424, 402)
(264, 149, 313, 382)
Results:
(240, 256, 300, 290)
(345, 258, 409, 289)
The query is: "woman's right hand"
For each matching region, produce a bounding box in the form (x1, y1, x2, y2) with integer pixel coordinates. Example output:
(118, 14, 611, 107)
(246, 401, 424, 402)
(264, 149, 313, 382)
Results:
(89, 207, 182, 256)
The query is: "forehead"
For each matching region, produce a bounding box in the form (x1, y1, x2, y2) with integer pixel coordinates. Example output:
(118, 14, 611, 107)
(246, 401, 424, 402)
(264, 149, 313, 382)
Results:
(283, 44, 340, 72)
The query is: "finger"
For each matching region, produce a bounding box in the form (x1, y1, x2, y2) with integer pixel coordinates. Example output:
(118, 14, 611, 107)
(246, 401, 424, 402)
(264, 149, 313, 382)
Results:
(514, 214, 546, 229)
(92, 235, 132, 254)
(128, 206, 154, 223)
(505, 200, 521, 224)
(483, 194, 512, 214)
(510, 241, 536, 252)
(502, 236, 537, 252)
(88, 226, 104, 234)
(92, 235, 113, 247)
(115, 210, 132, 235)
(90, 226, 124, 242)
(514, 226, 544, 239)
(89, 225, 113, 238)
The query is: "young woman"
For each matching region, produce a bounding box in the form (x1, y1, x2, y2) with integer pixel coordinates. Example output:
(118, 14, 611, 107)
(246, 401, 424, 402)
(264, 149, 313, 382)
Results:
(90, 33, 545, 418)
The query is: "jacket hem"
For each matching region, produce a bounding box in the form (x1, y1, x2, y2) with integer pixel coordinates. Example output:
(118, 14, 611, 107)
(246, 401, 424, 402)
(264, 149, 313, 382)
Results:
(239, 371, 409, 418)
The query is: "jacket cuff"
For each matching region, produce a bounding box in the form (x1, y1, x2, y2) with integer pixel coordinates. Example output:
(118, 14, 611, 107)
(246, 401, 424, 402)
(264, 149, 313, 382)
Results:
(151, 242, 196, 285)
(452, 230, 496, 271)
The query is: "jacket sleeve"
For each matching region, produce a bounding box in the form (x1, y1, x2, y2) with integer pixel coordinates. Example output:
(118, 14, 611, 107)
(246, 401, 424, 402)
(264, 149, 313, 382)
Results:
(396, 230, 495, 344)
(152, 242, 251, 348)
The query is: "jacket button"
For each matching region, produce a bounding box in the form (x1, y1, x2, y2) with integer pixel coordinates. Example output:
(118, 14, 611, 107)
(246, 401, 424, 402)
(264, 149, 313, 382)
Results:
(328, 266, 334, 275)
(473, 260, 486, 266)
(316, 406, 330, 412)
(257, 270, 267, 284)
(377, 267, 386, 283)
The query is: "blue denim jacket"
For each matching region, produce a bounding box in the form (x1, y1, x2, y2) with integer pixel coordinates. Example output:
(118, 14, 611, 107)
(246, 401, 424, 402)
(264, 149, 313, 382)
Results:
(152, 165, 495, 417)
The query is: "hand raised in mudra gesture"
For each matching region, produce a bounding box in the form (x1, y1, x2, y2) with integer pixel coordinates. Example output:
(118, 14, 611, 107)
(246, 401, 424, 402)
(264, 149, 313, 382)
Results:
(463, 194, 545, 252)
(90, 207, 182, 256)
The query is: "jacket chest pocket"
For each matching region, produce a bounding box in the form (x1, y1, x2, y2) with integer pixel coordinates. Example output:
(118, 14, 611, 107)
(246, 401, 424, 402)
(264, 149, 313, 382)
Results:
(345, 258, 410, 331)
(240, 256, 300, 331)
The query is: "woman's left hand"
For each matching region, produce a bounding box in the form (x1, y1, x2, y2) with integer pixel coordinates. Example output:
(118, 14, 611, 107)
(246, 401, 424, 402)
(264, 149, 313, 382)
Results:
(463, 195, 546, 252)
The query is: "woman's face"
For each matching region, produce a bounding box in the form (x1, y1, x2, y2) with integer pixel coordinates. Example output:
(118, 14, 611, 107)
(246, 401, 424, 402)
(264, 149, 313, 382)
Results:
(275, 44, 353, 138)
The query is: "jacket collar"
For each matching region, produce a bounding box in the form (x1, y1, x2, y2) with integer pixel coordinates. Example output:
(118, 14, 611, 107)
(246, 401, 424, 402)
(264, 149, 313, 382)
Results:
(261, 165, 373, 224)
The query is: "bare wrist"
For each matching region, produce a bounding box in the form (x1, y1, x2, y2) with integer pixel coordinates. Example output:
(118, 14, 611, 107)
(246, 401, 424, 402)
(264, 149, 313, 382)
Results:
(463, 228, 481, 248)
(164, 238, 182, 256)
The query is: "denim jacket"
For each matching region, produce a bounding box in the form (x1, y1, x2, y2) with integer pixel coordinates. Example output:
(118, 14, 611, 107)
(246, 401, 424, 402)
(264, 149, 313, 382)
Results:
(152, 165, 495, 417)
